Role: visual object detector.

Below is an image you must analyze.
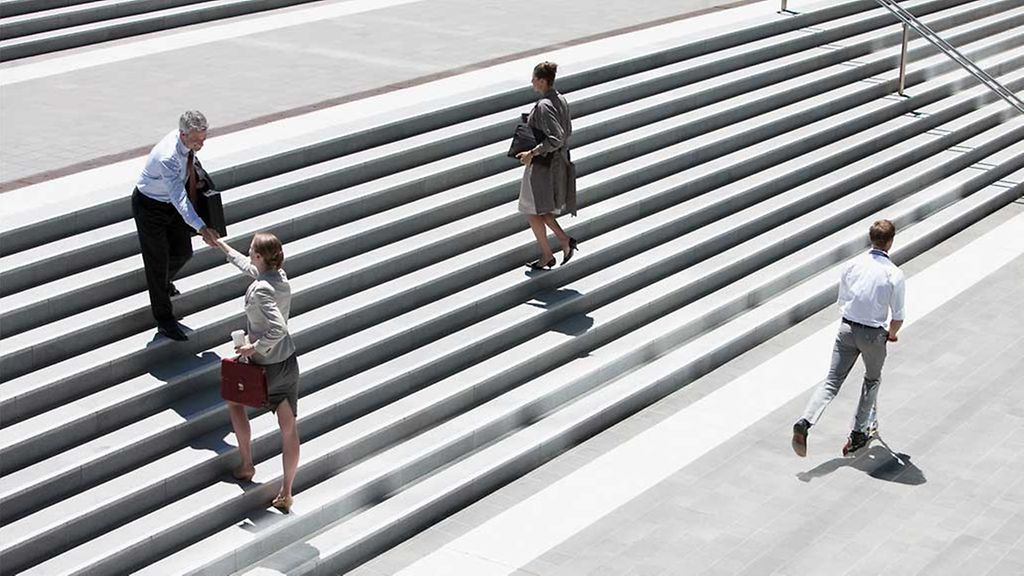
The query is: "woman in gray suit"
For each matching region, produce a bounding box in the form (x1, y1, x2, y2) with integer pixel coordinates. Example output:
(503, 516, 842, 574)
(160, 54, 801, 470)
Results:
(517, 61, 578, 269)
(216, 232, 300, 513)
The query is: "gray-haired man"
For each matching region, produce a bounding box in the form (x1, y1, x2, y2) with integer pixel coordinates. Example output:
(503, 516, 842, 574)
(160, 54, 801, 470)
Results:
(792, 219, 906, 457)
(132, 110, 220, 341)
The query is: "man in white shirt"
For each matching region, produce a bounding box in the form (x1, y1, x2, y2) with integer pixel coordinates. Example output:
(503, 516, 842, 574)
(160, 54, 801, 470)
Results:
(792, 219, 905, 457)
(132, 110, 220, 341)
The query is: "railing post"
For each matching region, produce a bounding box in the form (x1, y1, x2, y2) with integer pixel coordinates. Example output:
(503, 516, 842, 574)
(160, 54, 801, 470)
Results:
(898, 22, 910, 96)
(780, 0, 788, 13)
(876, 0, 1024, 114)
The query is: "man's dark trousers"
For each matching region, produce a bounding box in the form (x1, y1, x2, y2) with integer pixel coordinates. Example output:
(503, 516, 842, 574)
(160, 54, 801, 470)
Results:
(132, 189, 193, 325)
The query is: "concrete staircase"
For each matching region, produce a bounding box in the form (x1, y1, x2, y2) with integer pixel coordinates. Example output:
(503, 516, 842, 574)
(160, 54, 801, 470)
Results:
(2, 0, 1023, 574)
(0, 0, 324, 61)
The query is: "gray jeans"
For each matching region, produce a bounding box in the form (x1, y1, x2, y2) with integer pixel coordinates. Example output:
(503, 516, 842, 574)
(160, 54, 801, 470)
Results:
(802, 320, 887, 433)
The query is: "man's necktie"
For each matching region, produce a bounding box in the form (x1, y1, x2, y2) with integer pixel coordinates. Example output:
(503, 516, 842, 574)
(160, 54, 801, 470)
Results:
(186, 150, 198, 204)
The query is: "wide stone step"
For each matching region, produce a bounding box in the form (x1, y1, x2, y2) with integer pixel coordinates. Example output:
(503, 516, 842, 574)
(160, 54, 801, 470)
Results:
(4, 28, 957, 356)
(66, 147, 1024, 576)
(3, 24, 1019, 413)
(5, 96, 1022, 574)
(4, 46, 1019, 486)
(0, 0, 222, 38)
(7, 0, 1002, 302)
(227, 175, 1024, 576)
(5, 85, 1017, 536)
(0, 0, 983, 282)
(0, 0, 884, 253)
(3, 61, 1022, 530)
(0, 0, 99, 18)
(0, 0, 335, 61)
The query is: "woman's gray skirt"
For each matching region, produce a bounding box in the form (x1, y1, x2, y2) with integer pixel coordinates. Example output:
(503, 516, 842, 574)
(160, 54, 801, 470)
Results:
(259, 353, 300, 415)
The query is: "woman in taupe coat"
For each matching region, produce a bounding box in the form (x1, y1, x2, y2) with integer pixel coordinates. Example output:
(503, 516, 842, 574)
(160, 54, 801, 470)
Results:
(516, 61, 578, 269)
(216, 232, 300, 514)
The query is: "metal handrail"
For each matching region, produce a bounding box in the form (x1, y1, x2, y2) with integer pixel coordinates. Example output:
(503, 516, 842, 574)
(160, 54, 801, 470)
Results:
(778, 0, 1024, 114)
(876, 0, 1024, 113)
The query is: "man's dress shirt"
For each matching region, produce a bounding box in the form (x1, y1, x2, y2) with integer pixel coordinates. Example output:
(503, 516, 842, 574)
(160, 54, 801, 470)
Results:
(136, 130, 206, 232)
(837, 248, 906, 328)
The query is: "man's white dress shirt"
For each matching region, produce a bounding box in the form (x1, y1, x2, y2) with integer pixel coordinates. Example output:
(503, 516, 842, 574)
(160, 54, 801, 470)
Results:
(136, 130, 205, 232)
(837, 248, 906, 328)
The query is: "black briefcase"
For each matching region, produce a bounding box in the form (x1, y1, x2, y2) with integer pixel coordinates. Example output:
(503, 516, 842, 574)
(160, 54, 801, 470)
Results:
(192, 159, 228, 237)
(508, 112, 551, 166)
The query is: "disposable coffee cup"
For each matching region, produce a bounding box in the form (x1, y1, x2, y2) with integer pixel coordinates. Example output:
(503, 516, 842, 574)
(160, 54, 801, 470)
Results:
(231, 330, 246, 348)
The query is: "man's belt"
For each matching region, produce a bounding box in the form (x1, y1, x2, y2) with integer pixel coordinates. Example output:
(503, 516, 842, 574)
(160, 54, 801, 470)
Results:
(842, 317, 884, 330)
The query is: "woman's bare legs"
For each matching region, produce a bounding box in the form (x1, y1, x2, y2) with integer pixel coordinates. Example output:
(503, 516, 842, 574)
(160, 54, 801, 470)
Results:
(527, 214, 554, 264)
(228, 402, 254, 475)
(276, 400, 300, 499)
(542, 214, 571, 257)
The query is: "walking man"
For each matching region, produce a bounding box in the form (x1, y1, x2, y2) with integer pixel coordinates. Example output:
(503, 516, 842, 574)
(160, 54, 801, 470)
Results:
(792, 219, 905, 457)
(132, 110, 220, 341)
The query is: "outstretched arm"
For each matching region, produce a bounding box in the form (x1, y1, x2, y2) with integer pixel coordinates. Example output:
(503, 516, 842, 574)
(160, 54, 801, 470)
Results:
(216, 238, 259, 278)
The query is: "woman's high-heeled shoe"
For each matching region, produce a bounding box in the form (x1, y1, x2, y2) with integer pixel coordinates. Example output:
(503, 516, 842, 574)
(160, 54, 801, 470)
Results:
(272, 494, 293, 514)
(232, 465, 255, 483)
(528, 257, 556, 270)
(560, 237, 578, 266)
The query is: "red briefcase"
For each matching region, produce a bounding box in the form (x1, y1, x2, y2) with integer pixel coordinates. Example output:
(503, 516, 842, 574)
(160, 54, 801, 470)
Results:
(220, 357, 268, 408)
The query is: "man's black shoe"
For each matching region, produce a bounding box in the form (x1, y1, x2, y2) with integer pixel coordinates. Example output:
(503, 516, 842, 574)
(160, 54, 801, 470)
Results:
(842, 430, 870, 457)
(792, 418, 810, 457)
(169, 283, 181, 297)
(157, 322, 189, 341)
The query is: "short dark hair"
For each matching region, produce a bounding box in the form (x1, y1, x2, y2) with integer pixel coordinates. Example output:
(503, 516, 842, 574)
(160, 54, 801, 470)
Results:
(869, 219, 896, 248)
(533, 61, 558, 85)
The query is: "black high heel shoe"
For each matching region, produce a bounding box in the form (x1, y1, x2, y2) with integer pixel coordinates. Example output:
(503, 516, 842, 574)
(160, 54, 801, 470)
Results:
(560, 237, 578, 266)
(528, 257, 556, 270)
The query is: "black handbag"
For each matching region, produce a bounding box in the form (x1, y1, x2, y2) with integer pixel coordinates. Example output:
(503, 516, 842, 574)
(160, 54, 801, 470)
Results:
(508, 112, 551, 166)
(190, 159, 228, 237)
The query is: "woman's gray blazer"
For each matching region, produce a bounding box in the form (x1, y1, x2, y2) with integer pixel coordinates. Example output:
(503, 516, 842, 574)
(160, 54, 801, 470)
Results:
(225, 247, 296, 365)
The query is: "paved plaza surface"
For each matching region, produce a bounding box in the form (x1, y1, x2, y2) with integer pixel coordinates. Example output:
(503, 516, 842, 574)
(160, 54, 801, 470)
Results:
(353, 200, 1024, 576)
(0, 0, 752, 186)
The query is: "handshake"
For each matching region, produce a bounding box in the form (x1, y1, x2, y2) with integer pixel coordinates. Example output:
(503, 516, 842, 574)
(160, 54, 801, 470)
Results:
(199, 226, 220, 248)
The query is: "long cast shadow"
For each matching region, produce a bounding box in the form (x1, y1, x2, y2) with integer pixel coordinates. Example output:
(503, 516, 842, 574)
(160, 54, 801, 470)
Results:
(797, 436, 926, 485)
(526, 288, 595, 336)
